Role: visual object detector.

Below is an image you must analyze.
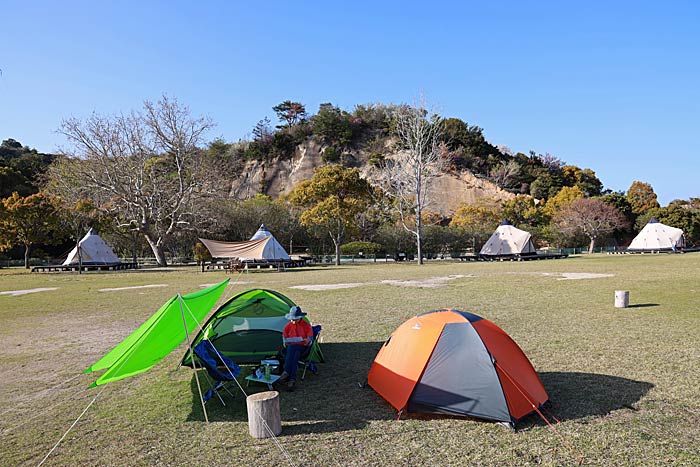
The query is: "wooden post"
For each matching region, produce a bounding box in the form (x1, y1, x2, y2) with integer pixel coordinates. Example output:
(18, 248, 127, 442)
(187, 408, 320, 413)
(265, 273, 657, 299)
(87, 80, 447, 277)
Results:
(615, 290, 629, 308)
(246, 391, 282, 438)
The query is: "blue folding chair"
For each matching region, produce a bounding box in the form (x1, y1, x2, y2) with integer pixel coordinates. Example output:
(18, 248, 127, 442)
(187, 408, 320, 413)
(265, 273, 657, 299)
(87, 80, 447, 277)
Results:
(294, 325, 324, 380)
(193, 340, 241, 405)
(280, 325, 324, 380)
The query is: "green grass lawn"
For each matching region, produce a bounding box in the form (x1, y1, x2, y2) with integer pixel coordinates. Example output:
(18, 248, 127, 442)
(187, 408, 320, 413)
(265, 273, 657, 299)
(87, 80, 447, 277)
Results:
(1, 254, 699, 466)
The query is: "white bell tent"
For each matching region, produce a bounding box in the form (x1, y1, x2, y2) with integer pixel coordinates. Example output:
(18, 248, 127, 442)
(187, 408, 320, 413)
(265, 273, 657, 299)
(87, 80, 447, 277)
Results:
(480, 220, 537, 257)
(62, 228, 121, 265)
(628, 218, 685, 252)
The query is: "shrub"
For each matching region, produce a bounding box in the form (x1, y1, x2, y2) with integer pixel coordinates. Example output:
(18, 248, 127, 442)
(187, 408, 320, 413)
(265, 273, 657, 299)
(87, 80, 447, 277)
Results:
(340, 241, 383, 255)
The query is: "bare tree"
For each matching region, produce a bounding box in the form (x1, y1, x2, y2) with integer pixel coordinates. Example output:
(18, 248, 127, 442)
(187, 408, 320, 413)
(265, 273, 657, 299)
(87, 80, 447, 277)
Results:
(488, 160, 521, 188)
(553, 198, 629, 253)
(46, 95, 217, 266)
(377, 96, 447, 264)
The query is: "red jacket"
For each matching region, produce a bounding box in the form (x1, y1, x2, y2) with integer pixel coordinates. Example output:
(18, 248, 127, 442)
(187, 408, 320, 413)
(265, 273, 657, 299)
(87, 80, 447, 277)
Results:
(283, 319, 313, 346)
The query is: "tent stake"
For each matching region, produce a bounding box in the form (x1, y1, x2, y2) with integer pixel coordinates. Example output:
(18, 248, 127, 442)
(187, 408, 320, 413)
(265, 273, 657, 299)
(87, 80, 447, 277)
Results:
(180, 294, 209, 423)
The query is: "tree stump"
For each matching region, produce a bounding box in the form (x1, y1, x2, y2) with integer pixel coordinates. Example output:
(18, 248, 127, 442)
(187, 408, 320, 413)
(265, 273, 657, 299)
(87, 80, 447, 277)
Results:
(246, 391, 282, 438)
(615, 290, 629, 308)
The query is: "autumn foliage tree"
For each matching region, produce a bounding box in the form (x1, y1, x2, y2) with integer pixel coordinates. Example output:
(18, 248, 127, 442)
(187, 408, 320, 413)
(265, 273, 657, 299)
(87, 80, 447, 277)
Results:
(0, 192, 63, 268)
(553, 198, 629, 253)
(627, 181, 660, 216)
(288, 165, 373, 265)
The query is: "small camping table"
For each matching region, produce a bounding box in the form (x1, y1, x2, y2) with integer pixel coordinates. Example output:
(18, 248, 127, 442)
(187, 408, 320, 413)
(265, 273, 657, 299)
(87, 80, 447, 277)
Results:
(245, 373, 280, 390)
(245, 360, 281, 390)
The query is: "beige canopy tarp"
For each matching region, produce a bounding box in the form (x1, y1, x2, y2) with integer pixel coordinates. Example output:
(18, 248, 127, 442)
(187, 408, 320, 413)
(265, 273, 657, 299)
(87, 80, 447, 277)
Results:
(200, 236, 291, 261)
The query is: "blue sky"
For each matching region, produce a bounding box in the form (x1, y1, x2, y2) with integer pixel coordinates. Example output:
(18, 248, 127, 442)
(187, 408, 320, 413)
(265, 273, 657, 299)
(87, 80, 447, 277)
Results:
(2, 1, 698, 205)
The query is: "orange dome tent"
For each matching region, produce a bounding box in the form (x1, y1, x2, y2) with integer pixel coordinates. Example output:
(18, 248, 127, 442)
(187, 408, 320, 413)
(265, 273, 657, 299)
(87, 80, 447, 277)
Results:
(368, 309, 548, 426)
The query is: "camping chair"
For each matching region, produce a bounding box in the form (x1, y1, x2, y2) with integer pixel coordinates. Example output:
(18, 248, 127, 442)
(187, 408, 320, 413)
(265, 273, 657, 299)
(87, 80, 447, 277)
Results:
(193, 340, 241, 406)
(298, 325, 324, 380)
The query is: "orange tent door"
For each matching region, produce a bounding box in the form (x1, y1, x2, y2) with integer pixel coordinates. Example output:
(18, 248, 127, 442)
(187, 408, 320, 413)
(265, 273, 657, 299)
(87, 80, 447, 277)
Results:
(368, 316, 444, 411)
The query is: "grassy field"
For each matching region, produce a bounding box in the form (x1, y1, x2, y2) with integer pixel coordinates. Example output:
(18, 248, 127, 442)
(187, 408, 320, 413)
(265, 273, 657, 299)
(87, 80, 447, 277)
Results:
(1, 254, 699, 466)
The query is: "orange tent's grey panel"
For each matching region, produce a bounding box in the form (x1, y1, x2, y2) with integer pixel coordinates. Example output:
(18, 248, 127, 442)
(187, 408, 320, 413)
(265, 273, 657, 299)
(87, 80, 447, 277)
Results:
(409, 322, 510, 422)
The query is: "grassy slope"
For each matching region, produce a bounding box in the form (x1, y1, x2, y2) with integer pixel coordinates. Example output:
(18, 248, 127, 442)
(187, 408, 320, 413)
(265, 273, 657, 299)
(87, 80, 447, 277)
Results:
(0, 255, 698, 466)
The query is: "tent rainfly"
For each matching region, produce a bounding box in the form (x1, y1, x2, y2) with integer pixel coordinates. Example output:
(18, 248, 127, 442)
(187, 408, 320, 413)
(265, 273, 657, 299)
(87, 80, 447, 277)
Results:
(180, 288, 318, 365)
(199, 224, 291, 261)
(480, 220, 536, 257)
(84, 279, 230, 387)
(62, 228, 121, 266)
(628, 218, 685, 252)
(368, 309, 548, 425)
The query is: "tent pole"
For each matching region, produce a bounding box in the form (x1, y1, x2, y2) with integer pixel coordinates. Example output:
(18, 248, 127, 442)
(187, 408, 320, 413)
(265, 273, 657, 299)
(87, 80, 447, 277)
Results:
(179, 294, 209, 423)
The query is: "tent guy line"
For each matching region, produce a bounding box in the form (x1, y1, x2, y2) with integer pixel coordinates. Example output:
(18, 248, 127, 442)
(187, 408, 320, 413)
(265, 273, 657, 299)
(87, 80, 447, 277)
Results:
(36, 390, 104, 467)
(38, 280, 302, 467)
(180, 298, 299, 467)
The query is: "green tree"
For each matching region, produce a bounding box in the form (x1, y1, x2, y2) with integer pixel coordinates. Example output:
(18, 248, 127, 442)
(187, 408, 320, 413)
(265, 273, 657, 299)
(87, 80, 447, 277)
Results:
(272, 101, 307, 128)
(0, 139, 56, 197)
(373, 222, 416, 257)
(627, 181, 660, 215)
(0, 192, 63, 268)
(312, 104, 354, 147)
(288, 165, 373, 265)
(530, 171, 564, 200)
(642, 204, 700, 246)
(562, 165, 603, 197)
(440, 118, 502, 173)
(340, 241, 383, 256)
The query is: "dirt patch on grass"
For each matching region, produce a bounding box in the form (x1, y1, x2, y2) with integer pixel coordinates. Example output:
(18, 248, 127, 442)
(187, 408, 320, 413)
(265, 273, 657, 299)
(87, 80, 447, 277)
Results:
(199, 281, 254, 288)
(0, 287, 60, 297)
(98, 284, 169, 292)
(380, 274, 470, 288)
(546, 273, 615, 280)
(290, 283, 368, 291)
(291, 275, 472, 291)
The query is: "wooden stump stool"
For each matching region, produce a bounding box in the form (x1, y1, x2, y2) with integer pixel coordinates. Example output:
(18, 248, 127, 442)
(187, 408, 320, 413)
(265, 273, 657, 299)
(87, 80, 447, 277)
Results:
(246, 391, 282, 438)
(615, 290, 629, 308)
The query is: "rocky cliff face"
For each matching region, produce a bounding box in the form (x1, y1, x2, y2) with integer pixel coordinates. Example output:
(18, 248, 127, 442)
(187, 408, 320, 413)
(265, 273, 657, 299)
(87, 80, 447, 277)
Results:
(229, 139, 515, 216)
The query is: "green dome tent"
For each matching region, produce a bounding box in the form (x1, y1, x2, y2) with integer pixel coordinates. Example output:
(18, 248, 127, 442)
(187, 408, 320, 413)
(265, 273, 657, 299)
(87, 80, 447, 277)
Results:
(181, 289, 301, 366)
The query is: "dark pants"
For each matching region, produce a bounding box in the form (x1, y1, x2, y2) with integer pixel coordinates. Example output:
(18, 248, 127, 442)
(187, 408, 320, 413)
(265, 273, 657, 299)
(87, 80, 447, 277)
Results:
(284, 345, 305, 381)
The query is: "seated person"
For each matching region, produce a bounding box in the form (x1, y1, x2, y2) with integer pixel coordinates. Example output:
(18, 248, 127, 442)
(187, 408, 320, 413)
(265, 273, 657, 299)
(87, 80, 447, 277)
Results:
(278, 305, 312, 391)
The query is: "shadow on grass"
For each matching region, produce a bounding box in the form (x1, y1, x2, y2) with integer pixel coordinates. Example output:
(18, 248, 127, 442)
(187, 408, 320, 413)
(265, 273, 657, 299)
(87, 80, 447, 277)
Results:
(627, 303, 660, 308)
(186, 341, 393, 434)
(535, 372, 653, 423)
(187, 350, 653, 432)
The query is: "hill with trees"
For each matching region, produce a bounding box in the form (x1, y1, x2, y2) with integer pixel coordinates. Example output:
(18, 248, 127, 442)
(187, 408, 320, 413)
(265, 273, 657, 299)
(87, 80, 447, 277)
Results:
(2, 97, 699, 266)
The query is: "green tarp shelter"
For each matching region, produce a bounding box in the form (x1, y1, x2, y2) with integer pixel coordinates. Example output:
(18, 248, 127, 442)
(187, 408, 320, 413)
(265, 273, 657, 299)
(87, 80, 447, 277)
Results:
(84, 279, 230, 387)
